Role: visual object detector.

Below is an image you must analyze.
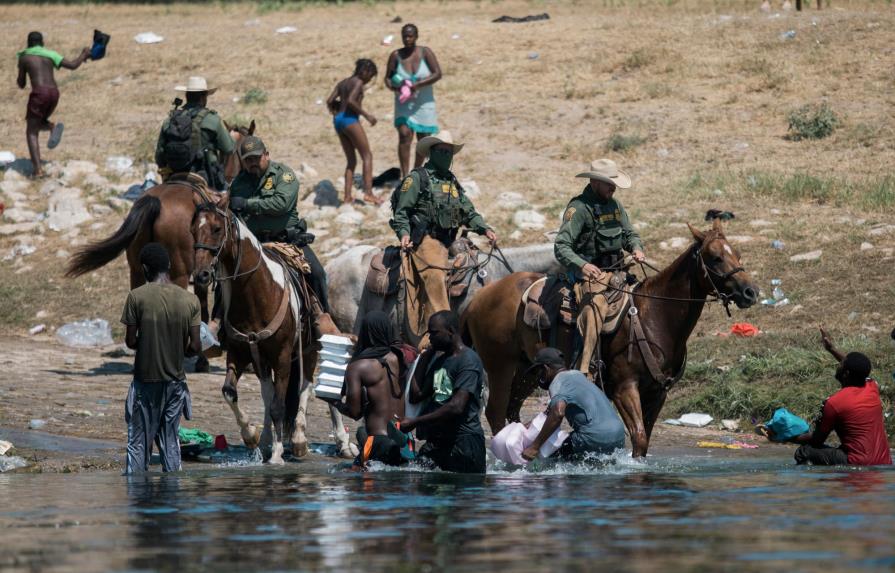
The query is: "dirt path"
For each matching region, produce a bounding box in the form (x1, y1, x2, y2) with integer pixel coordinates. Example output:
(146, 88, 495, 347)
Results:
(0, 335, 793, 472)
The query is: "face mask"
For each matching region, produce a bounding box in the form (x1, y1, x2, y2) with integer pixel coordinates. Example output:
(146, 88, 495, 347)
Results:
(428, 148, 453, 173)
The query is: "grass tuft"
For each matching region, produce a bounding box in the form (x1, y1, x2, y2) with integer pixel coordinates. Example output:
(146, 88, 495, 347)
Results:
(605, 132, 647, 153)
(241, 88, 269, 105)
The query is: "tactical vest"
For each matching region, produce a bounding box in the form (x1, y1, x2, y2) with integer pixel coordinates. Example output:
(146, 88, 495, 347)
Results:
(574, 198, 625, 261)
(416, 167, 466, 231)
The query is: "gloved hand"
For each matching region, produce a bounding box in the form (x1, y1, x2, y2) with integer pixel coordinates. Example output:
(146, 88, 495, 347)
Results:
(229, 196, 248, 212)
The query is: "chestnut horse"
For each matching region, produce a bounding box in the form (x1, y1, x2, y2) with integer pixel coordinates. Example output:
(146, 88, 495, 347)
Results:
(462, 220, 759, 457)
(191, 194, 353, 462)
(66, 122, 254, 372)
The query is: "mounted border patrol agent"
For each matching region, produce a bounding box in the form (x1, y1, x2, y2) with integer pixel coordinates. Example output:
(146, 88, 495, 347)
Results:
(229, 135, 337, 339)
(155, 76, 235, 191)
(554, 159, 646, 377)
(389, 131, 497, 346)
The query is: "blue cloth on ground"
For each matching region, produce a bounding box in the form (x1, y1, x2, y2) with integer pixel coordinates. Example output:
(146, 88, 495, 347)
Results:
(765, 407, 810, 442)
(333, 111, 359, 133)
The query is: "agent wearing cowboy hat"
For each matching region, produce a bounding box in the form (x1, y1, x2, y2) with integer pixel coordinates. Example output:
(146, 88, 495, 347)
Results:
(389, 131, 497, 343)
(554, 159, 645, 377)
(155, 76, 235, 189)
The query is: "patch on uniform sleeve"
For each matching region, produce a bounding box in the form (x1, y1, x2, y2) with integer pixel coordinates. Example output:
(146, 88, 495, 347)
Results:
(282, 171, 295, 183)
(400, 177, 413, 193)
(263, 177, 274, 190)
(564, 207, 576, 222)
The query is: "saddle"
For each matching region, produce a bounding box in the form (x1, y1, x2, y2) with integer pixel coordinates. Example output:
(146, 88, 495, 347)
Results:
(261, 242, 315, 337)
(263, 241, 311, 275)
(447, 239, 483, 299)
(365, 245, 403, 296)
(522, 273, 631, 335)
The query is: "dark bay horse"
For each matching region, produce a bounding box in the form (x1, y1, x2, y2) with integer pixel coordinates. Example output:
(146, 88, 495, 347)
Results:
(462, 220, 758, 457)
(192, 194, 353, 462)
(65, 122, 254, 372)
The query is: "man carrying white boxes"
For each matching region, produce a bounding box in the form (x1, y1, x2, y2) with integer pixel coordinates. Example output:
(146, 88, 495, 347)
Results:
(321, 311, 415, 468)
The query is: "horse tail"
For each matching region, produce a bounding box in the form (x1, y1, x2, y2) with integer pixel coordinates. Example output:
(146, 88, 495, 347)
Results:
(65, 194, 162, 278)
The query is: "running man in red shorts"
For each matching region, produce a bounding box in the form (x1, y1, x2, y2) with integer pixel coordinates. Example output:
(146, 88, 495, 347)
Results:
(16, 31, 89, 178)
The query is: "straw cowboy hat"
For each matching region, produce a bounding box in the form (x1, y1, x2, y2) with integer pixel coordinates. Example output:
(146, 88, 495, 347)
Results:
(174, 76, 217, 94)
(575, 158, 632, 189)
(416, 130, 464, 158)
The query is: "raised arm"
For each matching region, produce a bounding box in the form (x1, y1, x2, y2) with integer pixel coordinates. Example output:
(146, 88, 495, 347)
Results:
(819, 327, 846, 363)
(60, 48, 90, 70)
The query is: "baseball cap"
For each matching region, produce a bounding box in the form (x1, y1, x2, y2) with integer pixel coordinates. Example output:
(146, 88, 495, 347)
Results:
(239, 136, 266, 159)
(523, 347, 566, 376)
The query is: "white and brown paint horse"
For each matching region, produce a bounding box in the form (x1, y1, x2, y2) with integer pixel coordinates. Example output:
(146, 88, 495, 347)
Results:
(191, 193, 354, 463)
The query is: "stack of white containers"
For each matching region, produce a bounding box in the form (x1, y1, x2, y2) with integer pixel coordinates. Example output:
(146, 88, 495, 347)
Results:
(314, 334, 354, 401)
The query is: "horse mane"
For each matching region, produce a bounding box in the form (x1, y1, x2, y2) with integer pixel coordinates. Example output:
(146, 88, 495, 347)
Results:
(639, 229, 726, 294)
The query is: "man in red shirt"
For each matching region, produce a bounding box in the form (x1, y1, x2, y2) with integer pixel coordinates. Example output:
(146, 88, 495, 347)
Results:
(783, 328, 892, 466)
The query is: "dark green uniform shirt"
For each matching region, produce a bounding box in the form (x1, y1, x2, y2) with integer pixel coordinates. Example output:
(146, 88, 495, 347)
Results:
(154, 104, 235, 169)
(554, 186, 643, 273)
(390, 163, 490, 241)
(120, 283, 201, 383)
(230, 160, 304, 238)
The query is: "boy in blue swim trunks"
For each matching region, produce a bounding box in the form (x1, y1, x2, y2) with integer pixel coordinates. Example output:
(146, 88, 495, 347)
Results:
(326, 59, 382, 205)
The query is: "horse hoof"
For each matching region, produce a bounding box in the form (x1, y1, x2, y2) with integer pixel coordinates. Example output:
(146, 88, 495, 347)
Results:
(266, 455, 285, 466)
(195, 356, 210, 373)
(292, 442, 310, 458)
(242, 426, 261, 449)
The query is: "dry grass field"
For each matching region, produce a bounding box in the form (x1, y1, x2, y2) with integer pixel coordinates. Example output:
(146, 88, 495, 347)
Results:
(0, 0, 893, 433)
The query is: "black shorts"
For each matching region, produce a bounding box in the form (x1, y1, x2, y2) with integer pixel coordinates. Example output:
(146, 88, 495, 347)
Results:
(794, 444, 849, 466)
(418, 433, 486, 474)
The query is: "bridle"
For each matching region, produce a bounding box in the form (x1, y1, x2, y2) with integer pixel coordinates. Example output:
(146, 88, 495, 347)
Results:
(692, 236, 745, 317)
(193, 202, 262, 283)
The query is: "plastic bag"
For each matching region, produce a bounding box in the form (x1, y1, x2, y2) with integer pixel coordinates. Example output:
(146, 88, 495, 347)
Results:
(765, 407, 810, 441)
(56, 319, 114, 347)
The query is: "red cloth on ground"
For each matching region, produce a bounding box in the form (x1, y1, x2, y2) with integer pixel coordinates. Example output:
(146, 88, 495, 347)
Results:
(26, 86, 59, 121)
(817, 380, 892, 466)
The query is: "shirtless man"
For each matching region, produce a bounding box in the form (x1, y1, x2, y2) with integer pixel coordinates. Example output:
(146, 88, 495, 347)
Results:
(326, 59, 380, 205)
(334, 311, 412, 468)
(16, 31, 89, 178)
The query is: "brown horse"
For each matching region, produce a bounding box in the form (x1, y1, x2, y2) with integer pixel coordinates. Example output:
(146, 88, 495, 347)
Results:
(65, 122, 254, 372)
(191, 194, 353, 462)
(462, 220, 758, 457)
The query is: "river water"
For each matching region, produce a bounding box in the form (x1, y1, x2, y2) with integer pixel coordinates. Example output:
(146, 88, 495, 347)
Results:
(2, 452, 894, 572)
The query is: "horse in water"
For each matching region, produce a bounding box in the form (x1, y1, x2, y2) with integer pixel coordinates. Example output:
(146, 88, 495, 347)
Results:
(326, 241, 563, 340)
(65, 122, 254, 372)
(191, 194, 353, 462)
(462, 220, 758, 457)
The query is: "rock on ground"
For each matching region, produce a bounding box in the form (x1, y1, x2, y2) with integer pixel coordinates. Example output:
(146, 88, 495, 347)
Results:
(460, 179, 481, 199)
(47, 188, 91, 232)
(513, 209, 546, 230)
(313, 180, 340, 207)
(789, 249, 822, 262)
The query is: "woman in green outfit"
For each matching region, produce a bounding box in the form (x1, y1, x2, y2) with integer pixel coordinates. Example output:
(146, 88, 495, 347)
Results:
(383, 23, 442, 177)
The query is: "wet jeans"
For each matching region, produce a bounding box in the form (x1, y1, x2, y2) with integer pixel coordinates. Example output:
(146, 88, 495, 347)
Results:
(124, 379, 192, 474)
(794, 444, 849, 466)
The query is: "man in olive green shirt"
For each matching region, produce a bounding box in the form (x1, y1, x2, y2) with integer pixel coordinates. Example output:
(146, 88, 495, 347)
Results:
(155, 76, 234, 190)
(229, 136, 334, 332)
(554, 159, 645, 376)
(121, 242, 201, 474)
(389, 131, 497, 344)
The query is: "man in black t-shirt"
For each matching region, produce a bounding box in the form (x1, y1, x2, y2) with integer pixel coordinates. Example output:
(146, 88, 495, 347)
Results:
(398, 310, 486, 474)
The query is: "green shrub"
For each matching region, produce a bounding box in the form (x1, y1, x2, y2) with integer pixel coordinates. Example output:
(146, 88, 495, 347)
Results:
(787, 103, 839, 141)
(242, 88, 268, 105)
(605, 132, 646, 153)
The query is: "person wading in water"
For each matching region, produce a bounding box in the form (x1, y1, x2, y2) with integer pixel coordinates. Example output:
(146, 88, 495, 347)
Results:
(16, 31, 89, 178)
(334, 311, 414, 469)
(121, 243, 201, 474)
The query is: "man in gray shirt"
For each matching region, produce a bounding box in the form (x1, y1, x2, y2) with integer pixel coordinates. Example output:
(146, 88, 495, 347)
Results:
(522, 347, 625, 461)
